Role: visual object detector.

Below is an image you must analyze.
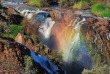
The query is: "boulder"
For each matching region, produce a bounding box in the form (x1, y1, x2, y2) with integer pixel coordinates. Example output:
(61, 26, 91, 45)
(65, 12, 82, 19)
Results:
(15, 33, 25, 44)
(26, 38, 34, 50)
(7, 7, 16, 15)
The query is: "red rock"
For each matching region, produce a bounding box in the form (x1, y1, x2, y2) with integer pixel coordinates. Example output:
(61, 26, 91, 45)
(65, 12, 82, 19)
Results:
(7, 7, 16, 15)
(26, 38, 34, 50)
(86, 18, 95, 24)
(15, 33, 25, 44)
(0, 42, 3, 53)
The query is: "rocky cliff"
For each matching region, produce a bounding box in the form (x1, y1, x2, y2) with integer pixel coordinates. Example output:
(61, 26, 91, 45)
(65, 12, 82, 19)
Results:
(1, 2, 110, 73)
(0, 5, 64, 74)
(48, 9, 110, 73)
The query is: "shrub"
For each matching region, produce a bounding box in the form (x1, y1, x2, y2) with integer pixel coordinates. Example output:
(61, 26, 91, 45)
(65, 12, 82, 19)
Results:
(73, 1, 90, 9)
(82, 64, 110, 74)
(91, 0, 98, 5)
(0, 22, 11, 33)
(24, 55, 33, 74)
(91, 3, 110, 17)
(24, 55, 38, 74)
(21, 18, 38, 34)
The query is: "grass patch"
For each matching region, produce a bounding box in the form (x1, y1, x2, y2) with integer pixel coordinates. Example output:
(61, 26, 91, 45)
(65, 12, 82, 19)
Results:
(28, 0, 42, 7)
(73, 1, 83, 9)
(91, 3, 110, 17)
(73, 1, 90, 9)
(59, 0, 68, 3)
(2, 25, 25, 38)
(91, 0, 98, 5)
(9, 25, 25, 37)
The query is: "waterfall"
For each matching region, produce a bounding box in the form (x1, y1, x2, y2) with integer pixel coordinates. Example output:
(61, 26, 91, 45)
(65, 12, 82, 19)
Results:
(92, 26, 98, 63)
(58, 18, 86, 62)
(38, 16, 92, 69)
(38, 16, 92, 68)
(106, 32, 110, 40)
(39, 17, 55, 39)
(54, 17, 92, 69)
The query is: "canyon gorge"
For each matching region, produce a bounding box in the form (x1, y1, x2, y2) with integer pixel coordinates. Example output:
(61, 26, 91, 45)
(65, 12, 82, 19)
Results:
(0, 0, 110, 74)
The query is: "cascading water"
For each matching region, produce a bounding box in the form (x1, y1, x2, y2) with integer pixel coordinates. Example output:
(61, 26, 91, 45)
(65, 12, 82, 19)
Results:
(58, 18, 86, 63)
(38, 16, 56, 49)
(38, 16, 92, 71)
(38, 16, 93, 73)
(39, 17, 55, 39)
(55, 17, 92, 69)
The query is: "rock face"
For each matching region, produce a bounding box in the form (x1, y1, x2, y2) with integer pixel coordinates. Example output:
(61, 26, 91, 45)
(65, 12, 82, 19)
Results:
(15, 33, 25, 44)
(83, 17, 110, 64)
(0, 36, 65, 74)
(0, 42, 3, 53)
(7, 7, 16, 15)
(0, 37, 25, 74)
(15, 33, 37, 52)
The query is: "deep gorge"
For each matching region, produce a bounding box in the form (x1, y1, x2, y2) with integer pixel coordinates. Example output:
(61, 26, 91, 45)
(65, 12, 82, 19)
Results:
(0, 0, 110, 74)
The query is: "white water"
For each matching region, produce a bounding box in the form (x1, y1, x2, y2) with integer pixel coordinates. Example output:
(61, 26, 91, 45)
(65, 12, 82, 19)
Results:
(38, 17, 92, 69)
(93, 27, 98, 63)
(61, 18, 87, 63)
(2, 2, 46, 20)
(39, 18, 55, 39)
(106, 32, 110, 40)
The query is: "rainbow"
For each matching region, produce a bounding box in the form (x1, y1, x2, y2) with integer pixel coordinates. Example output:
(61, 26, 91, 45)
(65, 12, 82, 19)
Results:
(53, 17, 92, 68)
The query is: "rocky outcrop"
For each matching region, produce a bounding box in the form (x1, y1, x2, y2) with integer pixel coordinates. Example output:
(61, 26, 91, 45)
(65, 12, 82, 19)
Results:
(83, 17, 110, 64)
(50, 9, 80, 35)
(0, 37, 25, 74)
(0, 36, 65, 74)
(15, 33, 26, 44)
(0, 6, 23, 25)
(82, 17, 110, 64)
(0, 42, 3, 53)
(7, 7, 16, 15)
(15, 33, 38, 52)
